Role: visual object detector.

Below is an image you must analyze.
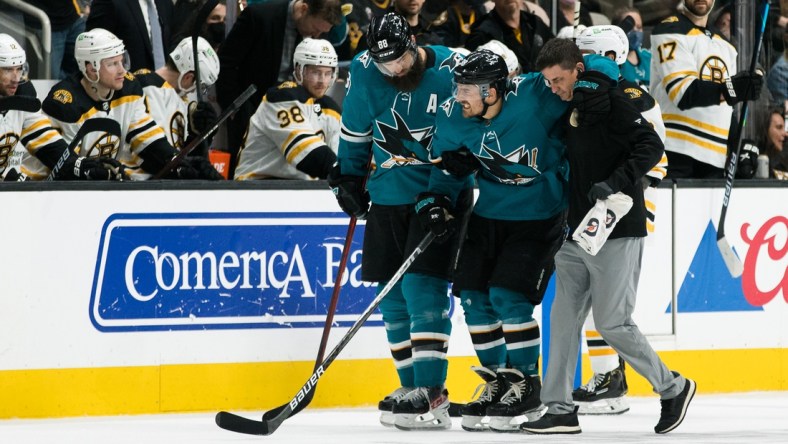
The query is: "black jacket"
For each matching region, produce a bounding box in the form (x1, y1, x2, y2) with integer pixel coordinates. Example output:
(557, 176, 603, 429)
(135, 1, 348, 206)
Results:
(465, 9, 553, 73)
(564, 86, 664, 239)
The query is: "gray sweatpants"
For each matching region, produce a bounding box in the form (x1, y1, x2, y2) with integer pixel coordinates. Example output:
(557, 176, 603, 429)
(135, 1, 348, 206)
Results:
(541, 238, 686, 415)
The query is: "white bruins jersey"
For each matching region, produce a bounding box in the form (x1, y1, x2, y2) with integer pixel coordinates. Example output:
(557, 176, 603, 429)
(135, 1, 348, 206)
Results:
(25, 72, 169, 180)
(234, 81, 341, 180)
(0, 83, 67, 180)
(650, 14, 737, 168)
(135, 70, 189, 150)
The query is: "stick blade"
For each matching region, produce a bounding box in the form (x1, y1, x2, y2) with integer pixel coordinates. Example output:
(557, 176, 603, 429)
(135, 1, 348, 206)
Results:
(215, 411, 272, 435)
(717, 236, 743, 277)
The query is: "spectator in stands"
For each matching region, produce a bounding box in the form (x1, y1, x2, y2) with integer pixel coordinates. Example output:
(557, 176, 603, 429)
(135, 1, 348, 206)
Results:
(234, 38, 340, 180)
(353, 0, 446, 54)
(554, 0, 593, 31)
(86, 0, 176, 73)
(433, 0, 487, 48)
(465, 0, 553, 73)
(29, 0, 86, 79)
(215, 0, 345, 178)
(174, 0, 228, 51)
(758, 107, 788, 179)
(767, 28, 787, 107)
(711, 3, 731, 40)
(30, 28, 222, 181)
(614, 6, 651, 86)
(650, 0, 763, 178)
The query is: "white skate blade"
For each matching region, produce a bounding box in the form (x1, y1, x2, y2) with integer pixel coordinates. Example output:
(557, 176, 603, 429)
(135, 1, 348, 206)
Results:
(394, 409, 451, 431)
(460, 415, 489, 432)
(379, 411, 395, 427)
(576, 397, 630, 415)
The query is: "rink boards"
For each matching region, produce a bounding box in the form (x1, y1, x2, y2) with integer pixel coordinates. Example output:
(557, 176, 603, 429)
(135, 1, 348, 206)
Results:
(0, 182, 785, 418)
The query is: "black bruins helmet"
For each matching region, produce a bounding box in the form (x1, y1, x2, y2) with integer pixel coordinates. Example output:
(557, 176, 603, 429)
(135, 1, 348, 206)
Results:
(366, 12, 416, 63)
(454, 49, 509, 97)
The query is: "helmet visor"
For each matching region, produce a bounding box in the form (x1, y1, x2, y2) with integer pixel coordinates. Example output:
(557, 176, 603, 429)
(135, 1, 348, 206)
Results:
(99, 52, 131, 72)
(452, 81, 486, 102)
(373, 49, 415, 77)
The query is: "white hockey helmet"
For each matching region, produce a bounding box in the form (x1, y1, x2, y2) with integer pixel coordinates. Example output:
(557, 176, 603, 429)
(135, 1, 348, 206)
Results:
(75, 28, 129, 79)
(0, 33, 29, 82)
(169, 36, 221, 95)
(292, 38, 338, 86)
(576, 25, 629, 65)
(478, 40, 519, 77)
(556, 25, 586, 40)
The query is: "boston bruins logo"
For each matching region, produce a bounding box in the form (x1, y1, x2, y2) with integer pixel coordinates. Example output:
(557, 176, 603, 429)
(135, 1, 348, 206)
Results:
(700, 56, 729, 84)
(52, 89, 73, 104)
(170, 111, 186, 150)
(81, 132, 121, 158)
(0, 133, 20, 170)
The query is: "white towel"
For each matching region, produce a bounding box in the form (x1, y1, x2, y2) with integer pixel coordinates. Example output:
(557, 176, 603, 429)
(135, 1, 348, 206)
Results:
(572, 192, 634, 256)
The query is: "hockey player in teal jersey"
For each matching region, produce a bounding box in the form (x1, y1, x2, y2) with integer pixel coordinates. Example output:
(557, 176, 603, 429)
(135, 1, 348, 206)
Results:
(327, 12, 472, 431)
(428, 49, 569, 432)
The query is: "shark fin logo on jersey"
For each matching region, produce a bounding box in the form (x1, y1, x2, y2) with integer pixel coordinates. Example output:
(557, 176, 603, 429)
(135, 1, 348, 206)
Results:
(358, 51, 372, 68)
(52, 89, 73, 104)
(507, 76, 525, 98)
(170, 111, 186, 150)
(439, 99, 454, 117)
(439, 53, 464, 72)
(476, 130, 541, 185)
(700, 56, 729, 84)
(374, 109, 432, 169)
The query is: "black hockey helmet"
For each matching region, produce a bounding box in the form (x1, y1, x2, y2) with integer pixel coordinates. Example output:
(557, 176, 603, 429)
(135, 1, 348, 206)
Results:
(454, 49, 509, 98)
(366, 12, 416, 63)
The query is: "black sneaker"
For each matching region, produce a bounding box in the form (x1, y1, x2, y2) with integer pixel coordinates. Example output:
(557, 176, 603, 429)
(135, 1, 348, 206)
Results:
(460, 366, 505, 431)
(654, 374, 696, 434)
(520, 406, 582, 435)
(573, 359, 629, 415)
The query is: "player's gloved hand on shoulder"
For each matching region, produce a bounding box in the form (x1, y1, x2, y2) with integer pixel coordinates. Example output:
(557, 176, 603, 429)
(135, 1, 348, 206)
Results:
(722, 71, 763, 105)
(69, 156, 126, 181)
(587, 181, 614, 203)
(175, 156, 224, 180)
(327, 163, 370, 219)
(439, 148, 480, 177)
(415, 192, 454, 243)
(189, 101, 218, 135)
(571, 71, 612, 127)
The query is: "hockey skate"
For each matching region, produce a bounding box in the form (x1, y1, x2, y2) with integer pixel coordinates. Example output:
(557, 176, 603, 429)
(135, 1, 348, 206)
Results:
(573, 360, 629, 415)
(486, 369, 545, 432)
(378, 386, 413, 427)
(392, 385, 451, 431)
(460, 366, 505, 431)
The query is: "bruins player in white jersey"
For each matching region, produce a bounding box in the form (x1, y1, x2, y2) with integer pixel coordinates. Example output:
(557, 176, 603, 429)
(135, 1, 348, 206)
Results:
(26, 28, 222, 181)
(0, 34, 121, 181)
(234, 38, 341, 180)
(650, 0, 762, 178)
(135, 37, 220, 152)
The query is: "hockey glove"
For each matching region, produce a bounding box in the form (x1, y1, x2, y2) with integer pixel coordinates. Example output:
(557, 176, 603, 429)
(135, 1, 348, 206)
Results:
(439, 148, 480, 177)
(734, 140, 759, 179)
(722, 71, 764, 105)
(587, 181, 614, 203)
(327, 164, 370, 220)
(175, 156, 224, 180)
(189, 101, 218, 135)
(415, 192, 454, 243)
(70, 156, 127, 181)
(571, 71, 612, 127)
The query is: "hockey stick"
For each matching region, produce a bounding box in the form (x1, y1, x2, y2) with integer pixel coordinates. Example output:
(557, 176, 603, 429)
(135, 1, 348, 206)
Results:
(0, 95, 41, 113)
(572, 0, 581, 42)
(215, 231, 436, 436)
(191, 0, 219, 103)
(716, 0, 769, 277)
(46, 118, 122, 181)
(152, 84, 256, 179)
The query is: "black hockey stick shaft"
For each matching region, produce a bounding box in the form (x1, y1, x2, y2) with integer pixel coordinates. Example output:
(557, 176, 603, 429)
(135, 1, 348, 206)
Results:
(152, 84, 255, 179)
(716, 0, 769, 276)
(0, 95, 41, 113)
(215, 232, 436, 436)
(46, 118, 122, 181)
(192, 0, 219, 103)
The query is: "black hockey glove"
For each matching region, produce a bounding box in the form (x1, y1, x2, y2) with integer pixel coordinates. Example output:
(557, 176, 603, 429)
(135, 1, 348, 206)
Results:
(439, 148, 480, 177)
(68, 156, 127, 181)
(587, 181, 614, 203)
(327, 164, 369, 220)
(571, 71, 612, 127)
(189, 101, 218, 135)
(734, 140, 759, 179)
(722, 71, 763, 105)
(175, 156, 224, 180)
(415, 192, 454, 243)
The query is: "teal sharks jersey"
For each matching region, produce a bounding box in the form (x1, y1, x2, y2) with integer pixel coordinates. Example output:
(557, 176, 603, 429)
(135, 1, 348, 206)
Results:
(431, 72, 570, 221)
(337, 45, 471, 205)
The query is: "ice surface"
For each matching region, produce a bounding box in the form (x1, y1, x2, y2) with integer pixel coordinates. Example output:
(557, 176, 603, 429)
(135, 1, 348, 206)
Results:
(2, 392, 786, 443)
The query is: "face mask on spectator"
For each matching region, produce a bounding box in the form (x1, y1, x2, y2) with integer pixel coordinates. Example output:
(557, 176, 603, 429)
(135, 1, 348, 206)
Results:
(627, 30, 643, 51)
(206, 23, 226, 46)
